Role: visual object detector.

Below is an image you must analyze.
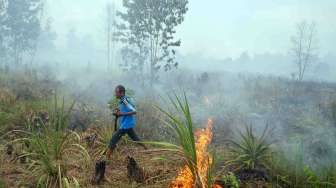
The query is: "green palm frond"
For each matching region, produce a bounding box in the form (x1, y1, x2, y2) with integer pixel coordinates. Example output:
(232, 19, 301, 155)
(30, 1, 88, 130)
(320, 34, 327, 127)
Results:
(155, 93, 198, 176)
(226, 125, 273, 171)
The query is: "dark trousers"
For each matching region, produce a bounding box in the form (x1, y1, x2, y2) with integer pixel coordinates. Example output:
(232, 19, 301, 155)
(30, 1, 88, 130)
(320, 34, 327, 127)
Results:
(108, 128, 143, 150)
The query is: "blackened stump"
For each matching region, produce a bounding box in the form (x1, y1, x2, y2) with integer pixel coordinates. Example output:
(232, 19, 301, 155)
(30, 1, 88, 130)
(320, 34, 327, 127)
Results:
(126, 156, 145, 183)
(92, 160, 106, 184)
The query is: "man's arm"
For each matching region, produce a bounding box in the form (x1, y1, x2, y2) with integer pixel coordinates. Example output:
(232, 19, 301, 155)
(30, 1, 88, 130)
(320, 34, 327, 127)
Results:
(118, 111, 136, 116)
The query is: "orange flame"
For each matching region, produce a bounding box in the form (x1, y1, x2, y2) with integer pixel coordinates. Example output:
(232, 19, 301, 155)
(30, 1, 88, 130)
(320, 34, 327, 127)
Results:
(170, 118, 214, 188)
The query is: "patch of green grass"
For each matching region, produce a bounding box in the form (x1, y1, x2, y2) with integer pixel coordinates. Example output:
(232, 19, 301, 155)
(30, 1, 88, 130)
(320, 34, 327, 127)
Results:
(12, 97, 89, 188)
(63, 177, 80, 188)
(220, 172, 240, 188)
(0, 179, 5, 188)
(269, 143, 336, 188)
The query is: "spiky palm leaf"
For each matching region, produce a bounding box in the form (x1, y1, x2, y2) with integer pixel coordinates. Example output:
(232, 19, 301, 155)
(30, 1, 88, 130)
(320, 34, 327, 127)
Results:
(226, 125, 273, 171)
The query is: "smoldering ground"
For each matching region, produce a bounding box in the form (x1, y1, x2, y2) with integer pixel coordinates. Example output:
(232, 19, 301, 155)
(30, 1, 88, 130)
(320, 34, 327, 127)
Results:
(37, 63, 336, 173)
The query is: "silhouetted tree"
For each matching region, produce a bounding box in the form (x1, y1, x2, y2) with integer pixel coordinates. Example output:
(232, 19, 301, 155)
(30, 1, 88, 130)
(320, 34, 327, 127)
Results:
(105, 2, 117, 71)
(0, 0, 8, 64)
(290, 21, 318, 81)
(116, 0, 188, 85)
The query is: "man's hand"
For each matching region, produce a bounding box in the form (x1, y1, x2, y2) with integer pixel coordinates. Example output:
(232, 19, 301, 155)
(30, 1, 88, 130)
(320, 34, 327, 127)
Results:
(112, 108, 136, 117)
(113, 109, 121, 117)
(114, 111, 121, 117)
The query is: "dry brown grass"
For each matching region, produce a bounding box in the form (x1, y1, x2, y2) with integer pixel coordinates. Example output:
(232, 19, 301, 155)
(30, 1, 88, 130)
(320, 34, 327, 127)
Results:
(1, 142, 181, 187)
(82, 143, 181, 188)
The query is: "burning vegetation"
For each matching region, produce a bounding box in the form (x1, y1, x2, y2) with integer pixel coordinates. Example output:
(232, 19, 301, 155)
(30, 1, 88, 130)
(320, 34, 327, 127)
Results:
(171, 118, 214, 188)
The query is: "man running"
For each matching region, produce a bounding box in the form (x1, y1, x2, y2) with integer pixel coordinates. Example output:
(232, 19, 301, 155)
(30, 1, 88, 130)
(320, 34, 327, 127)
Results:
(106, 85, 146, 160)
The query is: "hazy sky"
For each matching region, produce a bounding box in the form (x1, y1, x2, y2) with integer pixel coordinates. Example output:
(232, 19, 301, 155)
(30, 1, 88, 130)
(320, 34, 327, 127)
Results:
(46, 0, 336, 58)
